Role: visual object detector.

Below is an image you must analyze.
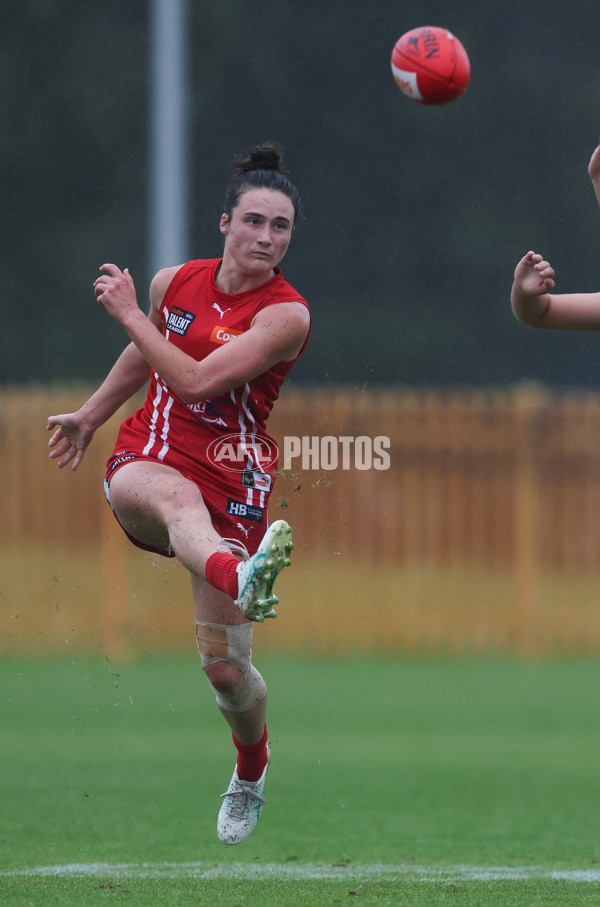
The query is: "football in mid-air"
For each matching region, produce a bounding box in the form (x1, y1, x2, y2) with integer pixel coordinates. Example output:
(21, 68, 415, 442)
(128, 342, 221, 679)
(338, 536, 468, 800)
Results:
(391, 26, 471, 106)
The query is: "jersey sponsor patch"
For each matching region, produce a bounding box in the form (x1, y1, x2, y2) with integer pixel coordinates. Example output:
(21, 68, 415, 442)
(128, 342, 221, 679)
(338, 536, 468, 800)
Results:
(166, 306, 196, 336)
(226, 498, 264, 523)
(210, 325, 243, 345)
(242, 468, 273, 492)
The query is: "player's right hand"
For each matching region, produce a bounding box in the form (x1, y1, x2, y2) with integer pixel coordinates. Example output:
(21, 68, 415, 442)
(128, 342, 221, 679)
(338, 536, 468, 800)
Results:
(46, 412, 95, 471)
(513, 251, 555, 297)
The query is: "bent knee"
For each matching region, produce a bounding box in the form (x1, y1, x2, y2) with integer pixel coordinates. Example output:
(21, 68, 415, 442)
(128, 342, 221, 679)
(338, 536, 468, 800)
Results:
(203, 660, 243, 695)
(156, 480, 205, 524)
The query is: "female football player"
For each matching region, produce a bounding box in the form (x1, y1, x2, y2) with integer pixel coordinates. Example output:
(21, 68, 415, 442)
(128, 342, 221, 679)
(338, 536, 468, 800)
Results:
(46, 142, 311, 845)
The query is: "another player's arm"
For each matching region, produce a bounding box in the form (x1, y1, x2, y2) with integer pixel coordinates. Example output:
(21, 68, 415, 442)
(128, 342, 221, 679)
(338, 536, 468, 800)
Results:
(96, 264, 311, 404)
(511, 251, 600, 331)
(588, 142, 600, 208)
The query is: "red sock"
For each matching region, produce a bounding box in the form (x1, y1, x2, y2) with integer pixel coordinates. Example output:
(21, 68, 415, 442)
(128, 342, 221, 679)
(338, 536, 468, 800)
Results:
(233, 725, 268, 782)
(205, 551, 239, 599)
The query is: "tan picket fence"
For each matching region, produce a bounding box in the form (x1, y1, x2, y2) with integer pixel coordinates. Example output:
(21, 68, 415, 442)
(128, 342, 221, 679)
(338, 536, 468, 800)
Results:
(2, 383, 600, 658)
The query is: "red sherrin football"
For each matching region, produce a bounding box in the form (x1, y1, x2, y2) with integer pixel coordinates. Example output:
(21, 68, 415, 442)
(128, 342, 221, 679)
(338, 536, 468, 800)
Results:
(391, 26, 471, 106)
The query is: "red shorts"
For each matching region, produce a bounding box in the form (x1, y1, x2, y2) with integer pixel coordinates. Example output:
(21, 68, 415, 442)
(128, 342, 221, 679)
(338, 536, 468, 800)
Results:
(105, 440, 274, 559)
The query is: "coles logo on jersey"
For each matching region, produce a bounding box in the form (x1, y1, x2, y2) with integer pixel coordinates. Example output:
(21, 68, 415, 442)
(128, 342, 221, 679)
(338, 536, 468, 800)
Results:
(206, 432, 278, 473)
(166, 306, 196, 336)
(210, 325, 243, 345)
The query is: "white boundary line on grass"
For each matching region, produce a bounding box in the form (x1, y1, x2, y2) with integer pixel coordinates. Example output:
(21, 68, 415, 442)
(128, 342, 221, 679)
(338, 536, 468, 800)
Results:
(2, 862, 600, 882)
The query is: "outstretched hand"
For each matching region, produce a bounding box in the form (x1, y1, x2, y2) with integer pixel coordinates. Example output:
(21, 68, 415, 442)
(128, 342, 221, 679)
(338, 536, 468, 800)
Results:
(47, 412, 95, 471)
(513, 251, 555, 297)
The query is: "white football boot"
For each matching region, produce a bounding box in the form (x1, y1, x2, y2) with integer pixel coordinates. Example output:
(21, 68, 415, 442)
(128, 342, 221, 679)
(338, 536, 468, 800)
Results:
(235, 520, 293, 621)
(217, 749, 270, 845)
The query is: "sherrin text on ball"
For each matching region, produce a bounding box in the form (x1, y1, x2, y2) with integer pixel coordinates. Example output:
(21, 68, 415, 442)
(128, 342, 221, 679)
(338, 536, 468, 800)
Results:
(391, 26, 470, 106)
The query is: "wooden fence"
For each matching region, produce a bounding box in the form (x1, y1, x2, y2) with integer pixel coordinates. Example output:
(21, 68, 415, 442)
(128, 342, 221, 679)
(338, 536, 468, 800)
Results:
(2, 383, 600, 658)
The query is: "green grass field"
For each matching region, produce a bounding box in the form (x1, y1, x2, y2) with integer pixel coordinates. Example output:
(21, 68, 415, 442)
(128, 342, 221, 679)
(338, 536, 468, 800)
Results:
(2, 655, 600, 905)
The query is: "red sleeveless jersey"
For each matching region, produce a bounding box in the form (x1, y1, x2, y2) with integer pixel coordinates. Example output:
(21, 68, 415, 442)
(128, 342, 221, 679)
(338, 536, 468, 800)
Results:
(106, 258, 310, 550)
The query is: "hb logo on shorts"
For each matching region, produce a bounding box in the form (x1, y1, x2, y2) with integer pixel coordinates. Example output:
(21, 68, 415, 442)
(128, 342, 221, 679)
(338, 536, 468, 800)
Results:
(226, 499, 264, 523)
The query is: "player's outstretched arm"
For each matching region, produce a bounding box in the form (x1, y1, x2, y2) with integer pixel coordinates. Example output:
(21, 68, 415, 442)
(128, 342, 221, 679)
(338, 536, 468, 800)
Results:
(47, 342, 151, 470)
(511, 250, 600, 331)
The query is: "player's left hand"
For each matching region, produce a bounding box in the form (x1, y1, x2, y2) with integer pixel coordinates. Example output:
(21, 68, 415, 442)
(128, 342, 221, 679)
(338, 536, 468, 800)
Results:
(93, 264, 139, 325)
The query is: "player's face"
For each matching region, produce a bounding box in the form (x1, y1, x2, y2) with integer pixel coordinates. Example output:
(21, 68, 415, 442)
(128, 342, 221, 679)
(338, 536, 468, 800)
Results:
(219, 188, 295, 275)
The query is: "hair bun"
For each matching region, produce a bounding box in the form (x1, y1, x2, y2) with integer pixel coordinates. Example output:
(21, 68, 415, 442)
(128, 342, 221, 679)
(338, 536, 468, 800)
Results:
(224, 140, 300, 222)
(234, 141, 289, 176)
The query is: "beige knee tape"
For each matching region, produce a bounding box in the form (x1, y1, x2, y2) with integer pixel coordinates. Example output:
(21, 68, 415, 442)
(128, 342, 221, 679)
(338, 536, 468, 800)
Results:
(219, 664, 267, 712)
(195, 621, 253, 672)
(195, 620, 266, 712)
